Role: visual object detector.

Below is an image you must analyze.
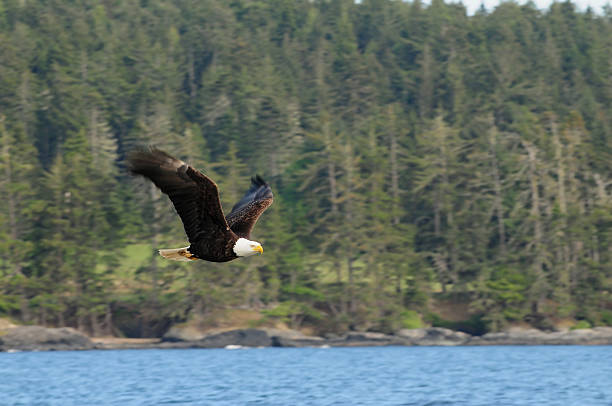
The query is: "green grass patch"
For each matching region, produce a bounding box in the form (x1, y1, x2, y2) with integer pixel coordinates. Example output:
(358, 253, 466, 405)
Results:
(96, 243, 153, 277)
(570, 320, 592, 330)
(401, 310, 424, 329)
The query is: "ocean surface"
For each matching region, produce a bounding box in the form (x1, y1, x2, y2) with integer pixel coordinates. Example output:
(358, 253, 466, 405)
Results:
(1, 345, 611, 405)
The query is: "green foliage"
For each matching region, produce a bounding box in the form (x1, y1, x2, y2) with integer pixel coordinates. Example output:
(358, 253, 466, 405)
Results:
(401, 310, 424, 329)
(570, 320, 592, 330)
(0, 294, 19, 313)
(262, 300, 323, 329)
(281, 285, 325, 302)
(486, 269, 529, 317)
(0, 0, 611, 336)
(600, 311, 612, 327)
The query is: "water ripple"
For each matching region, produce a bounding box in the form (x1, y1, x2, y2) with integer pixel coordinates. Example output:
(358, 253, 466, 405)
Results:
(0, 346, 611, 405)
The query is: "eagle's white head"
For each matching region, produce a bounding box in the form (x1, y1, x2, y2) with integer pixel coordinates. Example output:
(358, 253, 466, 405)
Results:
(233, 237, 263, 257)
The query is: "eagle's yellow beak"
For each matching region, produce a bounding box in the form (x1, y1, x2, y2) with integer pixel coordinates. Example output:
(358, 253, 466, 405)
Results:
(253, 245, 263, 254)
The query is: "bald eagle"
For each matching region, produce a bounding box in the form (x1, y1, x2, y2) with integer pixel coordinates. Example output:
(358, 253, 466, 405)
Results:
(127, 147, 273, 262)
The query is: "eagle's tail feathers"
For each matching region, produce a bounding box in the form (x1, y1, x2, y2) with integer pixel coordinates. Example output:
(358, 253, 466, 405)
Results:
(158, 247, 198, 261)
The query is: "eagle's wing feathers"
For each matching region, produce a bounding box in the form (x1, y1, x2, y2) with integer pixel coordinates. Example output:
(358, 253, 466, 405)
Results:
(127, 147, 230, 244)
(226, 175, 273, 238)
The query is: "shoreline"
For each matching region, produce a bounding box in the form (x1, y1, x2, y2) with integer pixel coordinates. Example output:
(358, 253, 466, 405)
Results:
(3, 325, 612, 352)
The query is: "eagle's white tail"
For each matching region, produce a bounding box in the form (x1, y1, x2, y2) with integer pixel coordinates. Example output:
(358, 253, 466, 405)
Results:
(158, 247, 198, 261)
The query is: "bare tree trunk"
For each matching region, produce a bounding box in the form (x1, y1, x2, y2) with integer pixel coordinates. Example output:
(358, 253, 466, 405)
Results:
(419, 44, 433, 118)
(593, 174, 609, 205)
(90, 313, 101, 337)
(551, 119, 571, 298)
(324, 121, 338, 215)
(19, 72, 31, 136)
(104, 304, 113, 336)
(551, 120, 567, 213)
(523, 141, 546, 313)
(440, 142, 458, 285)
(337, 257, 346, 315)
(148, 183, 161, 337)
(488, 124, 506, 255)
(335, 258, 342, 285)
(89, 108, 98, 157)
(433, 189, 441, 237)
(344, 143, 356, 316)
(433, 182, 444, 293)
(77, 308, 86, 333)
(188, 51, 197, 100)
(347, 257, 356, 315)
(324, 119, 342, 291)
(58, 311, 65, 328)
(389, 111, 401, 225)
(592, 173, 609, 263)
(150, 183, 160, 288)
(524, 143, 542, 248)
(565, 125, 586, 290)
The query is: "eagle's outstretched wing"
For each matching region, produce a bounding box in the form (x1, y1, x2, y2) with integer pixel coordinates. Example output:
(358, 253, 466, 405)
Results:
(127, 147, 231, 244)
(226, 175, 273, 239)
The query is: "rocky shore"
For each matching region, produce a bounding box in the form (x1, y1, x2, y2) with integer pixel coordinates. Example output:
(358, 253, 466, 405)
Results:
(0, 326, 94, 352)
(3, 324, 612, 352)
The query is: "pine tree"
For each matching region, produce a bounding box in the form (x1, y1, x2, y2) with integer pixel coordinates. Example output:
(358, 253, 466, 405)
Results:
(0, 118, 39, 321)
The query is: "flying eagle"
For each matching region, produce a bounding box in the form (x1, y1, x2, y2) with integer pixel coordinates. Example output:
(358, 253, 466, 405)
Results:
(127, 147, 273, 262)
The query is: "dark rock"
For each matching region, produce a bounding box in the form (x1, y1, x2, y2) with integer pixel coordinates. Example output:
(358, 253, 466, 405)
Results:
(0, 326, 94, 352)
(266, 329, 326, 347)
(195, 328, 272, 348)
(396, 327, 470, 346)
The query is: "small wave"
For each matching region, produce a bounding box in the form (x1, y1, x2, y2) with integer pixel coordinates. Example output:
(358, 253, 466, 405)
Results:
(224, 345, 245, 350)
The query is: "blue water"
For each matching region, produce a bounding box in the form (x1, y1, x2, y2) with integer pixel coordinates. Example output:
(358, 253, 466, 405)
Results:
(1, 346, 611, 405)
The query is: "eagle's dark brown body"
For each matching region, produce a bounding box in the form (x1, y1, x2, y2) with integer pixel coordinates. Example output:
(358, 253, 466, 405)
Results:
(189, 226, 238, 262)
(127, 147, 273, 262)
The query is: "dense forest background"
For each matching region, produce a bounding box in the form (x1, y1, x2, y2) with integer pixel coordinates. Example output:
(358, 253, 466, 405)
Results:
(1, 0, 611, 337)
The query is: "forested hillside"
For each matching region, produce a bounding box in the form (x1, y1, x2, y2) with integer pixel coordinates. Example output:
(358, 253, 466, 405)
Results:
(1, 0, 611, 337)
